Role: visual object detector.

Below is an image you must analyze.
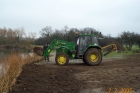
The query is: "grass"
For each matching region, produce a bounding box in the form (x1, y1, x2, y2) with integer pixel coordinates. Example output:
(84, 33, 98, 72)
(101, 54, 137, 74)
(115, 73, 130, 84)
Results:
(29, 44, 43, 48)
(0, 52, 43, 93)
(104, 45, 140, 59)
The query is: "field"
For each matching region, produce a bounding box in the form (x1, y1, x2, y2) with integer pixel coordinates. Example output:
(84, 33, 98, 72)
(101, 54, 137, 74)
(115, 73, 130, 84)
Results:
(8, 50, 140, 93)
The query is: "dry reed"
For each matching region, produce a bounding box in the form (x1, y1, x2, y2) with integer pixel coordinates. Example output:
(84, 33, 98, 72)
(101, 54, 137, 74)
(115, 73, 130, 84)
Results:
(0, 52, 43, 93)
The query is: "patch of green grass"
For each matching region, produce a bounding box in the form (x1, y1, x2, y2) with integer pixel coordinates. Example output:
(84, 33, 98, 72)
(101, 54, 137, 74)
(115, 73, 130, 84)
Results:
(104, 51, 132, 59)
(29, 45, 43, 47)
(123, 45, 139, 50)
(104, 45, 140, 59)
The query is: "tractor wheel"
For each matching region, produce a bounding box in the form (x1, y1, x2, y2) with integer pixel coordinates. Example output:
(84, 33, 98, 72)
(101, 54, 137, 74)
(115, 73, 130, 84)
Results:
(55, 53, 69, 66)
(84, 48, 102, 66)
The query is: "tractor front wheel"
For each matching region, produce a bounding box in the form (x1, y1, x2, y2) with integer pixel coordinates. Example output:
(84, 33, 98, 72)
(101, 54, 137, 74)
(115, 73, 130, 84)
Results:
(55, 53, 69, 66)
(84, 48, 102, 66)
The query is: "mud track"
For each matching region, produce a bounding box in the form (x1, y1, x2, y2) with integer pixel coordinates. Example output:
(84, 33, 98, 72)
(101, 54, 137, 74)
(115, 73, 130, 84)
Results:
(9, 54, 140, 93)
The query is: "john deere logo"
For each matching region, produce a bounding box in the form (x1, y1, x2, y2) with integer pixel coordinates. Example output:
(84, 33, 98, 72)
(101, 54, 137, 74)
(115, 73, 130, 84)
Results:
(48, 49, 50, 52)
(72, 54, 75, 57)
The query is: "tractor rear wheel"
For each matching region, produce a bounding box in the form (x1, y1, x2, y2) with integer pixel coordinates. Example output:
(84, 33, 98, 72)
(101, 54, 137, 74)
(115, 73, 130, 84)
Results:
(55, 53, 69, 66)
(84, 48, 102, 66)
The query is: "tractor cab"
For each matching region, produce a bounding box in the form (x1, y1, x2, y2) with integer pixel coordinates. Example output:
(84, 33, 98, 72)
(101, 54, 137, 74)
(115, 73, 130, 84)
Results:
(76, 34, 99, 58)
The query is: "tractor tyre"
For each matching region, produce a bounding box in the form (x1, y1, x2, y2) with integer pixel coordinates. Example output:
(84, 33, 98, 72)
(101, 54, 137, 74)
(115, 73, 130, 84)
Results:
(55, 53, 69, 66)
(84, 48, 102, 66)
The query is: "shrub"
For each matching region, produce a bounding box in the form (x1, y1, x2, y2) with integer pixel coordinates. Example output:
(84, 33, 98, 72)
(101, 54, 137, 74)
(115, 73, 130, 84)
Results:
(0, 52, 43, 93)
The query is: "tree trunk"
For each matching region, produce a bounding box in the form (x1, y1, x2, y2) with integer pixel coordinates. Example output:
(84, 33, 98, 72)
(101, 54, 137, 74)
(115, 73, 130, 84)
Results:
(125, 44, 129, 50)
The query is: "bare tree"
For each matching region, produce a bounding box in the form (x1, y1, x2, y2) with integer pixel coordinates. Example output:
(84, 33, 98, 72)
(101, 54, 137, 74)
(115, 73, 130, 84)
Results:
(62, 25, 68, 34)
(39, 26, 53, 44)
(24, 32, 36, 47)
(0, 27, 7, 44)
(119, 31, 136, 50)
(6, 28, 15, 44)
(40, 26, 52, 37)
(13, 28, 26, 47)
(135, 33, 140, 48)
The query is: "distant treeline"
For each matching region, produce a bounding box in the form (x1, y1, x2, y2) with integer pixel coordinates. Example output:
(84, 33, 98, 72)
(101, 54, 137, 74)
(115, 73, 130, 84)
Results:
(0, 26, 140, 50)
(35, 26, 103, 44)
(35, 26, 140, 51)
(0, 27, 36, 49)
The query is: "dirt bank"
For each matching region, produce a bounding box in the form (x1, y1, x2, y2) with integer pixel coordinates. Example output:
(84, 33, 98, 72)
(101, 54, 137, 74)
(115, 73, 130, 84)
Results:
(9, 54, 140, 93)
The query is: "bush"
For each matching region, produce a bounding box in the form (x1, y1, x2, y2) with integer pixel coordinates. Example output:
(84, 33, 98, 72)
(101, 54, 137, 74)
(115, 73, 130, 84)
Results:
(0, 52, 43, 93)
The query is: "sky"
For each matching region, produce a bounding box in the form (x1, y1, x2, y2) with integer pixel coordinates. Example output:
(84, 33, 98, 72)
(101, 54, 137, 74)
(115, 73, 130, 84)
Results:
(0, 0, 140, 38)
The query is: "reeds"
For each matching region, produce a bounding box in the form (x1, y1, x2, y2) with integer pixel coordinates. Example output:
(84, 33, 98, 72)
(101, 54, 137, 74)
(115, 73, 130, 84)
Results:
(0, 52, 43, 93)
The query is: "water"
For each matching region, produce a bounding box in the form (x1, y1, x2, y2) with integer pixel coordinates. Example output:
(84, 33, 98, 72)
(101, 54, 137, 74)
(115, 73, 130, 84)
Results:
(0, 49, 32, 76)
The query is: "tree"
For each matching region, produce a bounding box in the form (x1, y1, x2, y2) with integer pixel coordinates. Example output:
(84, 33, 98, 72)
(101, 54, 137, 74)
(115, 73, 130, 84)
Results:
(37, 26, 106, 45)
(135, 33, 140, 48)
(0, 27, 7, 44)
(50, 29, 63, 40)
(61, 26, 69, 40)
(40, 26, 52, 37)
(35, 37, 45, 45)
(24, 32, 36, 47)
(79, 27, 103, 37)
(68, 28, 79, 42)
(6, 28, 15, 44)
(39, 26, 53, 44)
(0, 27, 37, 49)
(12, 28, 26, 47)
(119, 31, 136, 50)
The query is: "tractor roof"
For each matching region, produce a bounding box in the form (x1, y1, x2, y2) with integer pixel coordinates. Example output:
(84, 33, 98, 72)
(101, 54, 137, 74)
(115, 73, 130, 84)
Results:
(79, 34, 97, 37)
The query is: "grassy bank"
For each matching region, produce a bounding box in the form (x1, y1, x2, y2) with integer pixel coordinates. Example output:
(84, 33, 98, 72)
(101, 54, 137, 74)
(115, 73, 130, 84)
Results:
(0, 52, 43, 93)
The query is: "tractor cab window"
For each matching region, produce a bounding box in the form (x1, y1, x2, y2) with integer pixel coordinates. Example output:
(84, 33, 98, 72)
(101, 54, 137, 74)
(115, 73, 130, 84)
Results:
(85, 36, 92, 46)
(92, 37, 98, 45)
(79, 36, 91, 54)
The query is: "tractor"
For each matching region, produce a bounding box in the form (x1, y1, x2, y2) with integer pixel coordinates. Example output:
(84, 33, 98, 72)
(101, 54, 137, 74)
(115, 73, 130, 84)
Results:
(35, 32, 117, 66)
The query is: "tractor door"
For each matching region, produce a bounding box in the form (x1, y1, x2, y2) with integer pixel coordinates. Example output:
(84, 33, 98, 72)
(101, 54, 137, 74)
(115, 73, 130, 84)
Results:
(76, 36, 92, 58)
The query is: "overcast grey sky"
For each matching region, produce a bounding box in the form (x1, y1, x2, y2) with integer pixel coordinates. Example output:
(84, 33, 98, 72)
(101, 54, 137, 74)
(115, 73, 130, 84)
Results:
(0, 0, 140, 38)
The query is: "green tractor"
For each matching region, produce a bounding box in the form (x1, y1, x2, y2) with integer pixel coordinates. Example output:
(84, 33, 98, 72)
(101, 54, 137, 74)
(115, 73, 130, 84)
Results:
(41, 33, 117, 66)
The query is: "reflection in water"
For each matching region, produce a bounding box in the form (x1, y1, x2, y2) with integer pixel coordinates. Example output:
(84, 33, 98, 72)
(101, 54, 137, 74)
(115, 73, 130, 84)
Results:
(19, 53, 34, 59)
(0, 49, 29, 60)
(0, 49, 33, 76)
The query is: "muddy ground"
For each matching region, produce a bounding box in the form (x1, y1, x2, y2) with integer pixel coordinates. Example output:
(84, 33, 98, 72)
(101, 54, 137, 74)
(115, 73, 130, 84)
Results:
(9, 53, 140, 93)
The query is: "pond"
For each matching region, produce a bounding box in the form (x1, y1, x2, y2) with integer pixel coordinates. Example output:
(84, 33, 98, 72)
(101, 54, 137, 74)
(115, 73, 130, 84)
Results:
(0, 49, 32, 75)
(0, 49, 31, 60)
